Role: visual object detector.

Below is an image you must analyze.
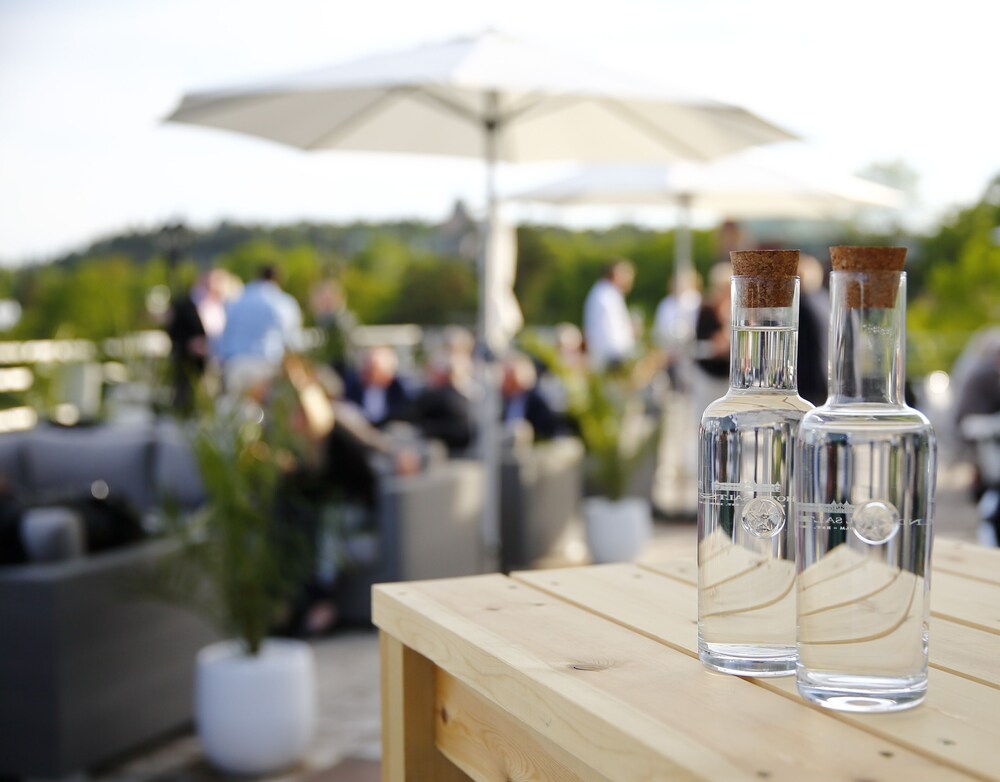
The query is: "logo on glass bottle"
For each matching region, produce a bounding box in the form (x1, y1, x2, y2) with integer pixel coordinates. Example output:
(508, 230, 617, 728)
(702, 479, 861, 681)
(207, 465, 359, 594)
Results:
(851, 500, 900, 544)
(741, 497, 786, 538)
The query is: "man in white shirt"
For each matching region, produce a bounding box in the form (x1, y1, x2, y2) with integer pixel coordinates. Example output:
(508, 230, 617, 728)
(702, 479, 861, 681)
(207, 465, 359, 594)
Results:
(583, 258, 636, 369)
(217, 265, 303, 396)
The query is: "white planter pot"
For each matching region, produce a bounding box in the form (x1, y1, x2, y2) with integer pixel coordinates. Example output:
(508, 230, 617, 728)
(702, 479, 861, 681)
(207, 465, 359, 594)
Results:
(583, 496, 652, 564)
(196, 638, 317, 775)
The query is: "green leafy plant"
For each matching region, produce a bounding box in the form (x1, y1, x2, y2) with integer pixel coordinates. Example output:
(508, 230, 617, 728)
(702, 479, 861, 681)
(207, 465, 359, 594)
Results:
(521, 333, 661, 501)
(149, 389, 309, 656)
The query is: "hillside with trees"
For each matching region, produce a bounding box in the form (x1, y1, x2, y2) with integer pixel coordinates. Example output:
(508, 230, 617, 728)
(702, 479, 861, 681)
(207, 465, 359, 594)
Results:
(1, 181, 997, 375)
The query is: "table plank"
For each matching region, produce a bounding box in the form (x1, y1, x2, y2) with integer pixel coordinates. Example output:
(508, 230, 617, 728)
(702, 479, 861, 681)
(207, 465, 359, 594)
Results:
(934, 538, 1000, 586)
(437, 669, 607, 782)
(515, 564, 999, 781)
(375, 575, 968, 781)
(647, 558, 1000, 690)
(930, 618, 1000, 689)
(932, 571, 1000, 635)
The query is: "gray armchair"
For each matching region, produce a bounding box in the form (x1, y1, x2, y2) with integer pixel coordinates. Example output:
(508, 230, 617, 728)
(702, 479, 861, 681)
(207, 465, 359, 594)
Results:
(500, 436, 584, 572)
(339, 458, 486, 623)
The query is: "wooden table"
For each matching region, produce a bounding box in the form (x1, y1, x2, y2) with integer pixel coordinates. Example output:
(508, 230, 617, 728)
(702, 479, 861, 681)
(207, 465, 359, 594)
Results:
(373, 538, 1000, 781)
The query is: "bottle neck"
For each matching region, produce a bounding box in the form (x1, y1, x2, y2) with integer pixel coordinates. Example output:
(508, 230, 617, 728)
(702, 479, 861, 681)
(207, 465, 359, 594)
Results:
(728, 276, 799, 392)
(827, 270, 906, 406)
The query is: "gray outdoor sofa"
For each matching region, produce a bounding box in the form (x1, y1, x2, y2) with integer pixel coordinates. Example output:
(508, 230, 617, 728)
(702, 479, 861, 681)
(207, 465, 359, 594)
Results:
(0, 420, 489, 775)
(0, 420, 214, 778)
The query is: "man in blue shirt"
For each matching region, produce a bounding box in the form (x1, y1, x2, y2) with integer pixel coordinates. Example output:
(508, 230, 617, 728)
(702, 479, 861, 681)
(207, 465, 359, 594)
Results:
(217, 265, 302, 396)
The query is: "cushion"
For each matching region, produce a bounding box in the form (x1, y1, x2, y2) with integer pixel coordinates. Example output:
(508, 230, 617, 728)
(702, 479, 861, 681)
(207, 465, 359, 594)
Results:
(22, 425, 155, 511)
(19, 506, 86, 562)
(152, 420, 204, 509)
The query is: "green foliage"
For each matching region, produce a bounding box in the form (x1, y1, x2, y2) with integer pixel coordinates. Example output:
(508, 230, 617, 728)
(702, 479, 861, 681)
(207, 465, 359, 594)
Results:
(520, 332, 659, 500)
(12, 255, 164, 341)
(390, 258, 476, 325)
(909, 180, 1000, 374)
(514, 223, 716, 326)
(149, 392, 308, 656)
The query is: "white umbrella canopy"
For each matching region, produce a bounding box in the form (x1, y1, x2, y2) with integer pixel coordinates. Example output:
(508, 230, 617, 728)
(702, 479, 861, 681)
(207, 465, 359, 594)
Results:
(167, 31, 796, 164)
(508, 151, 901, 217)
(507, 148, 903, 285)
(165, 30, 797, 568)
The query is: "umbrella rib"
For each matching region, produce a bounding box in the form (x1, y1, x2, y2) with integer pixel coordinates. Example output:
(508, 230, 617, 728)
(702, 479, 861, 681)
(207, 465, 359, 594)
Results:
(302, 86, 417, 150)
(601, 99, 713, 161)
(412, 86, 488, 126)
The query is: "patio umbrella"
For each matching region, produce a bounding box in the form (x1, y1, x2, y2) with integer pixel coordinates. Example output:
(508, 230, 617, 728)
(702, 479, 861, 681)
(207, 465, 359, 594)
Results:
(164, 30, 797, 567)
(508, 149, 903, 283)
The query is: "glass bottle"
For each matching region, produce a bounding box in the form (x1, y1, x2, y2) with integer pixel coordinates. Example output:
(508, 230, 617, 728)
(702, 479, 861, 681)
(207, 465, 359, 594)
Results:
(796, 246, 936, 712)
(698, 250, 812, 676)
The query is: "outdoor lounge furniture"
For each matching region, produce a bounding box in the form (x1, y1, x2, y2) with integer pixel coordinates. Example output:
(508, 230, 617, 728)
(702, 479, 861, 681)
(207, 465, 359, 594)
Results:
(0, 540, 217, 777)
(0, 421, 212, 777)
(337, 458, 486, 624)
(374, 537, 1000, 780)
(499, 436, 584, 572)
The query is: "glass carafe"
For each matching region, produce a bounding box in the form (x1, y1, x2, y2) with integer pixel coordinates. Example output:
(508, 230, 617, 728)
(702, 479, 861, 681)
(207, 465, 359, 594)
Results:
(796, 247, 936, 712)
(699, 252, 812, 677)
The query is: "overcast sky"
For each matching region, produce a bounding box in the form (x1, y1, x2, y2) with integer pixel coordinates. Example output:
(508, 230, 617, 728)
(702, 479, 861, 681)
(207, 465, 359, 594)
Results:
(1, 0, 998, 265)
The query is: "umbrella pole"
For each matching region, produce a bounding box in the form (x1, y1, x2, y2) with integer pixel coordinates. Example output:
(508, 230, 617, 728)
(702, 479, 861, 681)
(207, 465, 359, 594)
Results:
(478, 101, 502, 572)
(674, 193, 694, 340)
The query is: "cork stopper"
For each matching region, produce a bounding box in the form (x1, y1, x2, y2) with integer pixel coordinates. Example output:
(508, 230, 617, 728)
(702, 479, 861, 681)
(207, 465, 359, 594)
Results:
(829, 246, 906, 308)
(729, 249, 799, 307)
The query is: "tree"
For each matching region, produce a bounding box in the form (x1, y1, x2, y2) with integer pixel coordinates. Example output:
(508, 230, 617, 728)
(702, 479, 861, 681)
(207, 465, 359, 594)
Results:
(909, 175, 1000, 373)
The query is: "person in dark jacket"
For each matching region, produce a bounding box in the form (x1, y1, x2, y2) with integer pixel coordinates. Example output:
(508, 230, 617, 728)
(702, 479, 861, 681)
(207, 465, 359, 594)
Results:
(410, 349, 475, 455)
(165, 288, 207, 414)
(342, 345, 411, 428)
(501, 352, 559, 441)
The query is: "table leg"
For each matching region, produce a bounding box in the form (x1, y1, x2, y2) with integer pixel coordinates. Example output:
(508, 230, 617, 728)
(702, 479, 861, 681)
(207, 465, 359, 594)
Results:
(380, 631, 471, 782)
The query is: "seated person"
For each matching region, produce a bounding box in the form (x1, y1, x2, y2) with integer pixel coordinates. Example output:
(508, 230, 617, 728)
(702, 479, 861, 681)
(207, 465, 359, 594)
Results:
(342, 345, 412, 428)
(410, 349, 475, 455)
(501, 352, 559, 441)
(267, 356, 420, 635)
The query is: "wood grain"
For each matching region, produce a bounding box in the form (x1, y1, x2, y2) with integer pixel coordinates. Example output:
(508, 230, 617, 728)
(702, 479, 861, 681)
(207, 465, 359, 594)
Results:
(933, 538, 1000, 586)
(375, 575, 967, 781)
(516, 563, 998, 781)
(379, 632, 471, 782)
(436, 669, 605, 782)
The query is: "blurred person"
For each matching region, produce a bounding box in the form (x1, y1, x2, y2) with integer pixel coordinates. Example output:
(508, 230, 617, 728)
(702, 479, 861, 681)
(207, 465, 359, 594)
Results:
(309, 276, 357, 373)
(536, 322, 586, 418)
(500, 352, 559, 441)
(955, 338, 1000, 424)
(692, 261, 733, 424)
(583, 258, 636, 369)
(165, 281, 207, 415)
(217, 264, 303, 397)
(410, 348, 475, 455)
(653, 268, 703, 392)
(796, 253, 830, 406)
(555, 322, 587, 369)
(954, 338, 1000, 544)
(193, 268, 242, 350)
(272, 356, 420, 635)
(343, 345, 411, 428)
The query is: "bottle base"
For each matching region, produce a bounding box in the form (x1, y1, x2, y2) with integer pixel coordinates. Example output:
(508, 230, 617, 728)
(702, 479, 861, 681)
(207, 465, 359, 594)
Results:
(699, 641, 796, 677)
(796, 669, 927, 713)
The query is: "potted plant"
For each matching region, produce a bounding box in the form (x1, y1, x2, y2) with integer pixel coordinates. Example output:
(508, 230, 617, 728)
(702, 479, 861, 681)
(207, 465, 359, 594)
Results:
(524, 336, 661, 563)
(150, 386, 317, 775)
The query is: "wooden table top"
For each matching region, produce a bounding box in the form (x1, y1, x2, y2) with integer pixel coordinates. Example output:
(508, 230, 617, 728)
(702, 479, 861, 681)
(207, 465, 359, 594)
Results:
(373, 537, 1000, 781)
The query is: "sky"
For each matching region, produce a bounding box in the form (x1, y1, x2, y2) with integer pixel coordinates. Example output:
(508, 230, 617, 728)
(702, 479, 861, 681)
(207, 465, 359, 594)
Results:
(1, 0, 998, 265)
